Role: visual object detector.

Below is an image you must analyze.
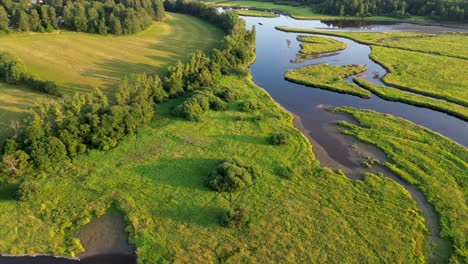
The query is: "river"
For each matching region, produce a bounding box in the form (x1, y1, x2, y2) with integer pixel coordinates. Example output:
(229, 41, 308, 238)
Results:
(1, 11, 466, 264)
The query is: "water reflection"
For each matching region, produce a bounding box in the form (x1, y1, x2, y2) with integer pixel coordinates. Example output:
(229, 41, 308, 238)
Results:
(241, 14, 468, 151)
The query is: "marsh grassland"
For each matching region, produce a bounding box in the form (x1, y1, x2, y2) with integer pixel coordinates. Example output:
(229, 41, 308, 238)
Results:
(0, 74, 427, 263)
(294, 35, 347, 62)
(284, 64, 371, 98)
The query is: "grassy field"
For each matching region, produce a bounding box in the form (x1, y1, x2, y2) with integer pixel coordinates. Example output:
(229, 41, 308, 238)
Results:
(335, 107, 468, 263)
(284, 64, 371, 98)
(275, 27, 468, 59)
(0, 74, 428, 262)
(0, 13, 223, 142)
(354, 78, 468, 121)
(235, 9, 278, 17)
(276, 26, 468, 107)
(0, 13, 224, 95)
(370, 46, 468, 107)
(295, 35, 346, 62)
(0, 83, 47, 142)
(207, 0, 431, 21)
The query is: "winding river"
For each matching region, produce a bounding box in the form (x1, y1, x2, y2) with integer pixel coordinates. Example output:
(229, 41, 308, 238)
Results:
(1, 11, 467, 264)
(238, 12, 467, 263)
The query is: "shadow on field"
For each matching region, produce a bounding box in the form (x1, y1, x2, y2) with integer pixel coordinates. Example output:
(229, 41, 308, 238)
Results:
(211, 134, 268, 145)
(133, 157, 219, 191)
(0, 183, 18, 200)
(81, 59, 168, 90)
(156, 204, 224, 227)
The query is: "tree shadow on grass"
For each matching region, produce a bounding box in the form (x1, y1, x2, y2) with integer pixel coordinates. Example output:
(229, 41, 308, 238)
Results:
(81, 58, 173, 91)
(133, 157, 220, 191)
(210, 134, 269, 145)
(156, 204, 224, 227)
(0, 183, 18, 200)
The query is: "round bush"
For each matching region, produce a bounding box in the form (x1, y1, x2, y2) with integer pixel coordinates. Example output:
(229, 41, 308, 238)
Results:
(239, 100, 261, 112)
(206, 158, 260, 192)
(215, 87, 241, 102)
(270, 132, 290, 145)
(17, 181, 40, 202)
(220, 206, 249, 228)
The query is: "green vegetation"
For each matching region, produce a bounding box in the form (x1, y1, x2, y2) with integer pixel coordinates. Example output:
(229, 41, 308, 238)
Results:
(208, 0, 431, 21)
(0, 0, 165, 35)
(334, 107, 468, 262)
(0, 82, 46, 142)
(0, 75, 428, 263)
(234, 9, 278, 17)
(0, 13, 224, 143)
(354, 78, 468, 121)
(270, 132, 291, 145)
(370, 46, 468, 107)
(0, 51, 60, 96)
(284, 63, 371, 98)
(275, 27, 468, 59)
(295, 35, 347, 62)
(0, 14, 224, 94)
(277, 27, 468, 107)
(206, 157, 260, 192)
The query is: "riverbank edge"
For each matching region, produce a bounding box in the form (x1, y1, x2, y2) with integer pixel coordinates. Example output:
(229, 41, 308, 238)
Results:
(214, 3, 468, 29)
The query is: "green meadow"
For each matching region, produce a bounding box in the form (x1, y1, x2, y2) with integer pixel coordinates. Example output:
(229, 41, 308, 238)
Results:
(0, 74, 427, 262)
(295, 35, 347, 62)
(335, 107, 468, 262)
(0, 13, 223, 141)
(276, 26, 468, 107)
(0, 13, 223, 95)
(370, 46, 468, 107)
(354, 78, 468, 121)
(275, 27, 468, 59)
(284, 64, 371, 98)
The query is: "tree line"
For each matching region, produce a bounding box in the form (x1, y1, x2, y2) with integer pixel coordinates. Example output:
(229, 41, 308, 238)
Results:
(273, 0, 466, 21)
(0, 0, 165, 34)
(0, 51, 61, 96)
(1, 0, 256, 178)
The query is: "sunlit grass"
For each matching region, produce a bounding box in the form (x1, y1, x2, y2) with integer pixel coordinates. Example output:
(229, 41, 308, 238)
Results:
(0, 75, 426, 263)
(284, 63, 371, 98)
(335, 107, 468, 262)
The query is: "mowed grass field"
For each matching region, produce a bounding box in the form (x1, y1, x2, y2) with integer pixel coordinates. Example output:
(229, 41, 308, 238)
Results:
(0, 13, 224, 95)
(0, 75, 427, 263)
(0, 13, 224, 141)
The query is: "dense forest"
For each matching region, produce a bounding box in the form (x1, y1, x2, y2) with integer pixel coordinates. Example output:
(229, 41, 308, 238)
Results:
(276, 0, 466, 21)
(1, 0, 256, 178)
(0, 0, 165, 34)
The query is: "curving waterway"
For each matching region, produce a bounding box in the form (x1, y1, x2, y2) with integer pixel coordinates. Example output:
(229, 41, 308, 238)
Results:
(2, 12, 466, 264)
(237, 12, 467, 263)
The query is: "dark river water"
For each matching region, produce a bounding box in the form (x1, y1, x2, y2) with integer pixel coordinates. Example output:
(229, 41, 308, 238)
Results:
(243, 15, 468, 159)
(1, 13, 466, 264)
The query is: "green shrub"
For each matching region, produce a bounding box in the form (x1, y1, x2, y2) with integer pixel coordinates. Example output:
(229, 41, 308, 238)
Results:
(239, 100, 262, 112)
(270, 132, 290, 145)
(220, 206, 249, 228)
(206, 158, 260, 192)
(173, 91, 227, 121)
(17, 180, 40, 202)
(277, 165, 297, 179)
(214, 87, 241, 102)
